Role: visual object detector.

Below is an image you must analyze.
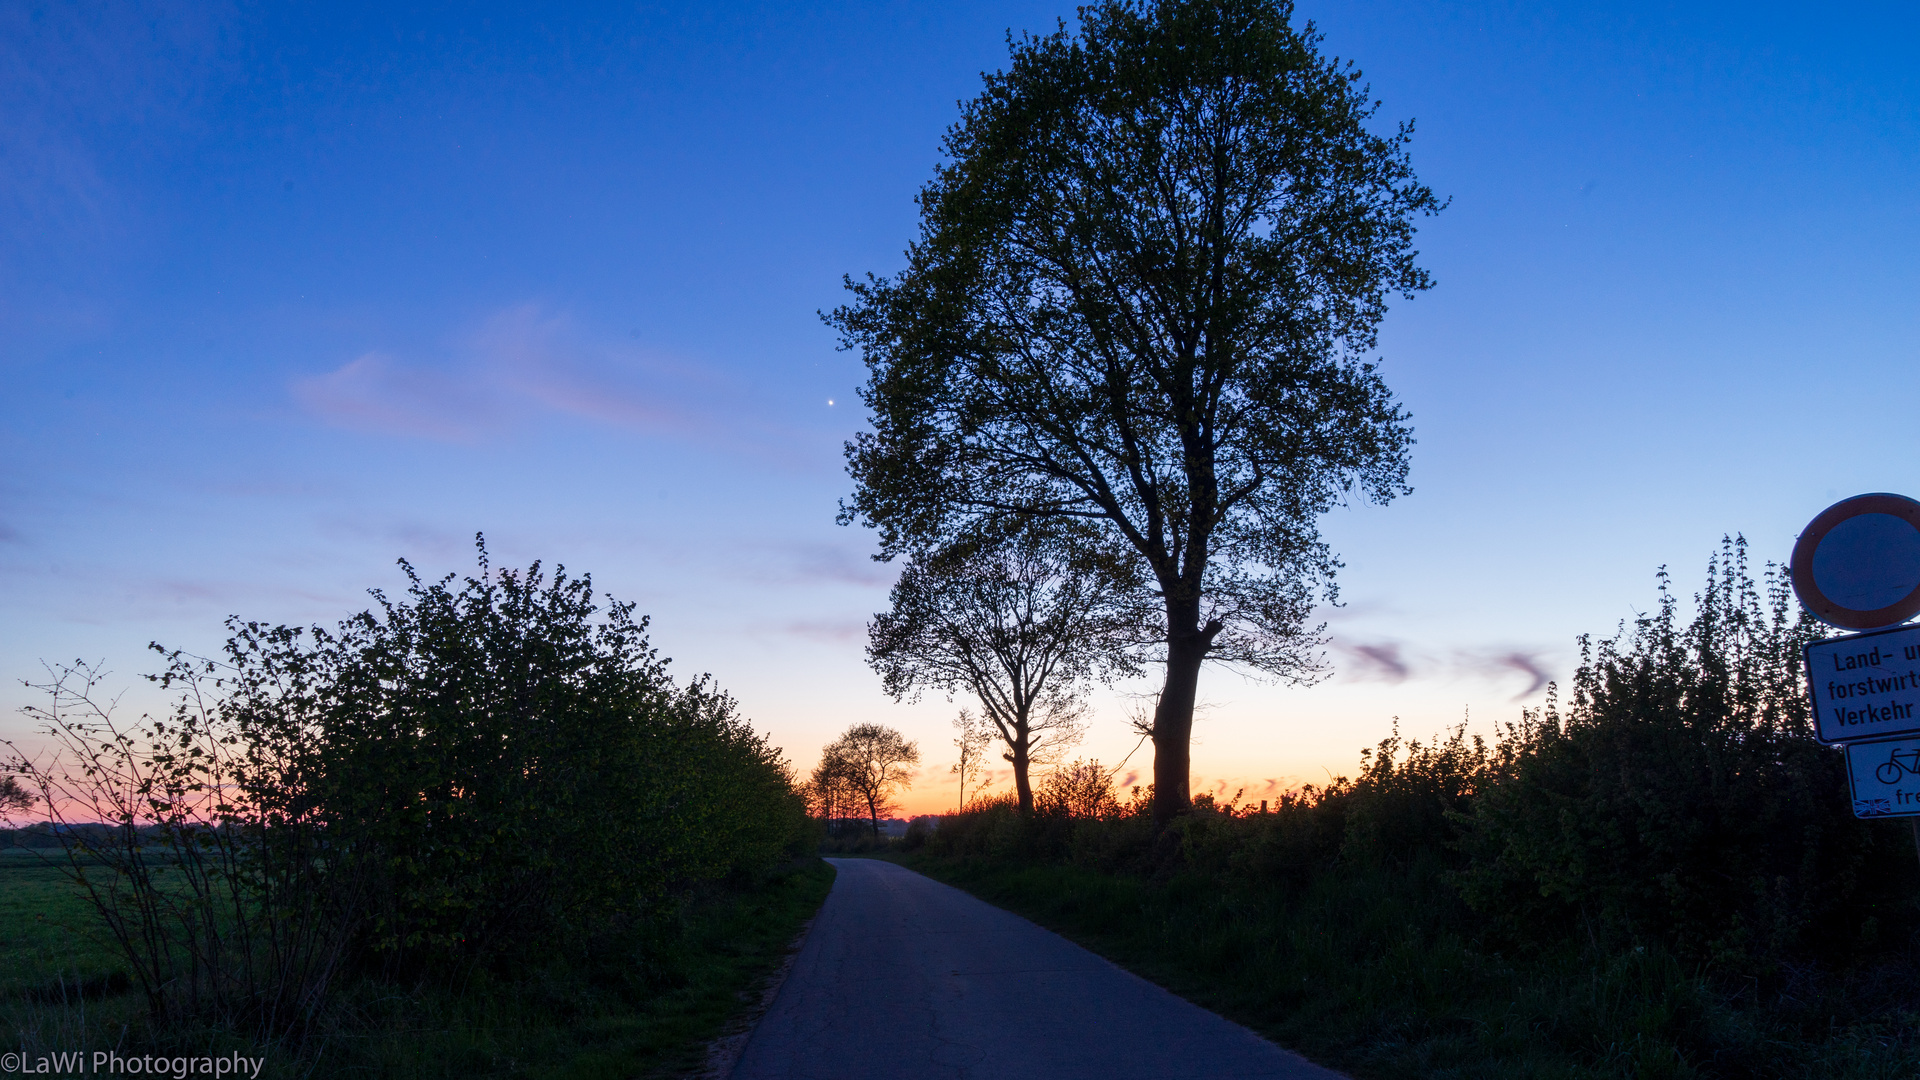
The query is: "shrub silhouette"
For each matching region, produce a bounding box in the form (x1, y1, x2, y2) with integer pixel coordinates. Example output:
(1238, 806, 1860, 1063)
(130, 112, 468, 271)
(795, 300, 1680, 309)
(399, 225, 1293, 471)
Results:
(1456, 539, 1905, 964)
(10, 538, 809, 1033)
(923, 537, 1920, 969)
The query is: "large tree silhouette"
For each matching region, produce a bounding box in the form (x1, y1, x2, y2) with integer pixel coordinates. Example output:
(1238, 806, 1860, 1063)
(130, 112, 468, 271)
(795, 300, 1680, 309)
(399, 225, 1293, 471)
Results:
(836, 0, 1438, 820)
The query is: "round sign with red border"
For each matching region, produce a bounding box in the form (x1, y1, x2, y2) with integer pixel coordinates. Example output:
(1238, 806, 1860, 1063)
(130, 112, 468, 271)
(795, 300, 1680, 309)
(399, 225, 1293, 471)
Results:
(1791, 493, 1920, 630)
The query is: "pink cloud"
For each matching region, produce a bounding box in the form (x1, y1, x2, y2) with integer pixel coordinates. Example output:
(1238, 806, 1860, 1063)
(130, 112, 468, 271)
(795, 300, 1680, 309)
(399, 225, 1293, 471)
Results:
(293, 351, 500, 441)
(739, 541, 896, 588)
(292, 303, 796, 452)
(1327, 635, 1558, 700)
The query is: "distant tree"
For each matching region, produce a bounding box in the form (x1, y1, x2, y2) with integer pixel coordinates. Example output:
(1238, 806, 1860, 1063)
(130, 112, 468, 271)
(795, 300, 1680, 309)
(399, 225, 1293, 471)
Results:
(1036, 759, 1122, 820)
(0, 774, 33, 818)
(868, 528, 1147, 813)
(818, 724, 921, 838)
(834, 0, 1439, 821)
(805, 751, 861, 828)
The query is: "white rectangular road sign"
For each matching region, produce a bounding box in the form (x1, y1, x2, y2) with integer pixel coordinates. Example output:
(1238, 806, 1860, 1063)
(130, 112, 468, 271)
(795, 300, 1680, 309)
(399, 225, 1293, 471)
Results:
(1845, 735, 1920, 818)
(1804, 622, 1920, 744)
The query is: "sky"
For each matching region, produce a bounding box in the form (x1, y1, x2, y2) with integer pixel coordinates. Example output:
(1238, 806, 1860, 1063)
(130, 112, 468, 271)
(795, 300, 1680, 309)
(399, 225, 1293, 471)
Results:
(3, 0, 1917, 816)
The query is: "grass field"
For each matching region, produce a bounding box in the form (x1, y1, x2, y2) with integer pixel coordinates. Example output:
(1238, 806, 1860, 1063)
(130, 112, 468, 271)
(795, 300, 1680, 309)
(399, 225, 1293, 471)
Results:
(1, 848, 147, 1065)
(0, 849, 129, 998)
(1, 850, 834, 1078)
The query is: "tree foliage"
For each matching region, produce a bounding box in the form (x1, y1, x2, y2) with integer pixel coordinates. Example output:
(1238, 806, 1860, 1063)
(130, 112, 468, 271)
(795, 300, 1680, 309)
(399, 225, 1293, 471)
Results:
(1036, 758, 1123, 820)
(0, 773, 33, 817)
(834, 0, 1440, 819)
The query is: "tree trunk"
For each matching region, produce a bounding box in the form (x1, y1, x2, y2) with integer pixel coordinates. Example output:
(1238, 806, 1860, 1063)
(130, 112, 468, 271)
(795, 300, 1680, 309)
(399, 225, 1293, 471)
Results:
(1010, 731, 1033, 815)
(866, 791, 880, 839)
(1151, 599, 1217, 825)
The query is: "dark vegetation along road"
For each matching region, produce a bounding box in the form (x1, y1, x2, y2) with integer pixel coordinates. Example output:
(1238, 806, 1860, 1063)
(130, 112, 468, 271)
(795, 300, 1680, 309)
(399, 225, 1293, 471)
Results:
(732, 858, 1342, 1080)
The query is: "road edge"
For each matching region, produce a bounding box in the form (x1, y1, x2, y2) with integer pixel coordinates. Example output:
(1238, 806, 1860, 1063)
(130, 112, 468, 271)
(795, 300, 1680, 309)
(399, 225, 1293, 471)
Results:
(693, 864, 835, 1080)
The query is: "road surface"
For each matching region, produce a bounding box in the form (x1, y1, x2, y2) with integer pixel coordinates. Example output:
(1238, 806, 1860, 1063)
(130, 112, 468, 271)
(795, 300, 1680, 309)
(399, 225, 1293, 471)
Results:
(730, 857, 1344, 1080)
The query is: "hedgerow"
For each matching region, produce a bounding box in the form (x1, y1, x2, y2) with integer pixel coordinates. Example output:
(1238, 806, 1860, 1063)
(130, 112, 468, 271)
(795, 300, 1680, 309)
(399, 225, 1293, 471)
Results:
(10, 538, 810, 1037)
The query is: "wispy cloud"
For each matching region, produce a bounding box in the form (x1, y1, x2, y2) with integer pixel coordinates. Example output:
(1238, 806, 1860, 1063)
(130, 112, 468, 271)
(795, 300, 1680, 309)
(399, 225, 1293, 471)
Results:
(293, 351, 501, 441)
(1330, 636, 1557, 700)
(1338, 640, 1410, 682)
(735, 540, 895, 588)
(0, 3, 232, 257)
(1180, 776, 1322, 805)
(293, 303, 795, 453)
(309, 517, 476, 565)
(1477, 651, 1552, 700)
(778, 619, 865, 645)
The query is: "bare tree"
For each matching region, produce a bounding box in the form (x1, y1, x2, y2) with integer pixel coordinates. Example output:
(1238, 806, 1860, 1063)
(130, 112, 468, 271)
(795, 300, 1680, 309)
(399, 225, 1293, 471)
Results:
(868, 528, 1147, 813)
(950, 709, 996, 811)
(818, 724, 920, 838)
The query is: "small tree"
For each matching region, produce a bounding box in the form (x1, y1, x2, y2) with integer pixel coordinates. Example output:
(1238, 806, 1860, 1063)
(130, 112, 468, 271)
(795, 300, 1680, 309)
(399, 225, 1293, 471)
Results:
(1036, 759, 1122, 819)
(3, 540, 807, 1034)
(818, 723, 920, 838)
(950, 709, 996, 811)
(868, 528, 1146, 813)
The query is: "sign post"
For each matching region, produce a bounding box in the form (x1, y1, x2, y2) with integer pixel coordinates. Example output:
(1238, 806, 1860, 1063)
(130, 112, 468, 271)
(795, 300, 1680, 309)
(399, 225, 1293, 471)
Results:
(1792, 493, 1920, 868)
(1803, 624, 1920, 745)
(1844, 734, 1920, 818)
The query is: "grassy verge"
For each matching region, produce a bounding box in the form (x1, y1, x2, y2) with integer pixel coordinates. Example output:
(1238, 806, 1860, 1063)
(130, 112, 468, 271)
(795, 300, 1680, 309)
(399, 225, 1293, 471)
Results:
(3, 855, 835, 1078)
(895, 851, 1920, 1080)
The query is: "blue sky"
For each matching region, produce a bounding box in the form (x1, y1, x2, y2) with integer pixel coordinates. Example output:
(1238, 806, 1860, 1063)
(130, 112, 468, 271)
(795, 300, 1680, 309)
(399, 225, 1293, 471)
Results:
(4, 1, 1916, 813)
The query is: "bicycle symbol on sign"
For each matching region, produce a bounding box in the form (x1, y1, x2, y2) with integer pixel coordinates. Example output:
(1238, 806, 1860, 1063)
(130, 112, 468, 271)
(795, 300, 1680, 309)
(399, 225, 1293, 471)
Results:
(1874, 747, 1920, 785)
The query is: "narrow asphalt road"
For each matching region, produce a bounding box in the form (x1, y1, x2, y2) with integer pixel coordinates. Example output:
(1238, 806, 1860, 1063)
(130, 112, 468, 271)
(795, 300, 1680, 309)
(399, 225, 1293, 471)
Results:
(730, 857, 1344, 1080)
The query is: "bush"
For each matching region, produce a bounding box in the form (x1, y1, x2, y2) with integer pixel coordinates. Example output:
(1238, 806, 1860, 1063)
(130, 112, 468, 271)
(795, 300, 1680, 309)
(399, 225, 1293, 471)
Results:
(8, 540, 810, 1036)
(1035, 759, 1122, 820)
(1456, 538, 1911, 965)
